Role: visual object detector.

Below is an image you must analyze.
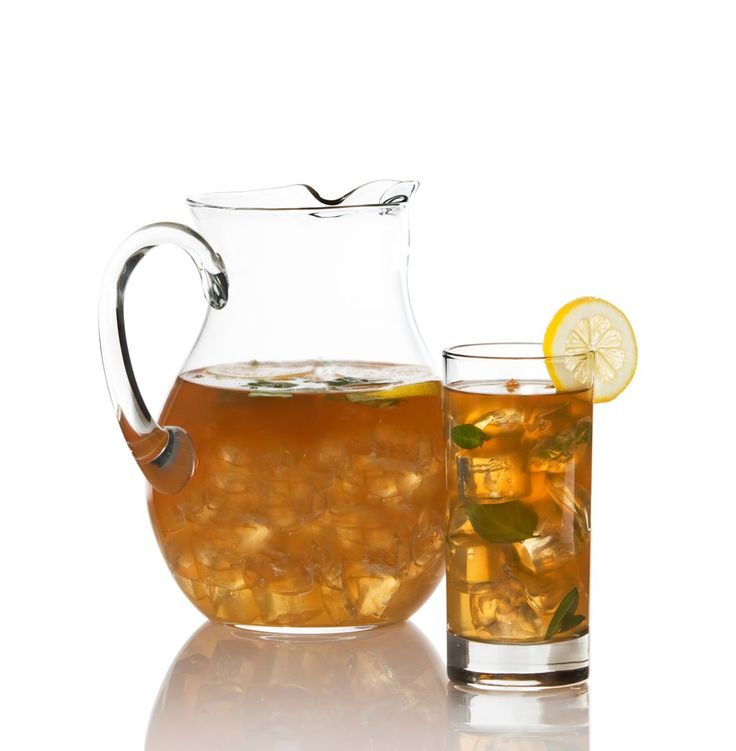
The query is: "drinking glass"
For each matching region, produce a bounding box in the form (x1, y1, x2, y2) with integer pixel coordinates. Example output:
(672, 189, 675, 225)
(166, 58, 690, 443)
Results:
(444, 343, 594, 687)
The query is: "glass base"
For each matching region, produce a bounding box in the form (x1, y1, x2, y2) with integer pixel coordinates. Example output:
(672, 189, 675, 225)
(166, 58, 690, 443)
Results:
(226, 622, 381, 635)
(447, 632, 589, 689)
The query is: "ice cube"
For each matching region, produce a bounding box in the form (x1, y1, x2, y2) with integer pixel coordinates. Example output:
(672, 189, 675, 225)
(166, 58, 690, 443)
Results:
(472, 408, 524, 435)
(320, 584, 357, 623)
(192, 535, 235, 571)
(309, 438, 350, 472)
(513, 504, 577, 575)
(523, 571, 581, 616)
(527, 417, 592, 474)
(334, 525, 366, 561)
(397, 471, 423, 497)
(527, 441, 574, 474)
(259, 553, 313, 594)
(212, 587, 261, 623)
(515, 535, 576, 575)
(267, 478, 325, 518)
(469, 577, 543, 639)
(173, 572, 208, 602)
(365, 527, 407, 568)
(266, 505, 300, 531)
(448, 504, 473, 536)
(168, 537, 198, 581)
(457, 454, 530, 500)
(365, 472, 400, 499)
(229, 518, 272, 554)
(522, 404, 569, 442)
(547, 476, 591, 546)
(151, 496, 186, 534)
(253, 586, 324, 626)
(212, 468, 254, 494)
(374, 423, 430, 463)
(411, 510, 444, 567)
(447, 536, 506, 590)
(345, 562, 400, 617)
(325, 478, 364, 512)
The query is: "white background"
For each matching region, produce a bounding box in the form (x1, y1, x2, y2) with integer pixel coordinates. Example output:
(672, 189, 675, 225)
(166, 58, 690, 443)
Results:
(2, 1, 735, 748)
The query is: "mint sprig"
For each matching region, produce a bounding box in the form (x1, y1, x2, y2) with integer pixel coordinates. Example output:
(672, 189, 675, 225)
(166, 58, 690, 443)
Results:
(466, 501, 539, 544)
(451, 424, 490, 449)
(544, 587, 586, 640)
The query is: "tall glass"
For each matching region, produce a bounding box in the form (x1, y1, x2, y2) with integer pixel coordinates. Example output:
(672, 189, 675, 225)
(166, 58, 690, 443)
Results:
(444, 343, 594, 687)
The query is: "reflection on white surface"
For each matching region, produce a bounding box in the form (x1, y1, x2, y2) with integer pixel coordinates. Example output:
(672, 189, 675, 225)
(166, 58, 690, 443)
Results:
(146, 622, 446, 750)
(147, 621, 589, 750)
(447, 682, 589, 750)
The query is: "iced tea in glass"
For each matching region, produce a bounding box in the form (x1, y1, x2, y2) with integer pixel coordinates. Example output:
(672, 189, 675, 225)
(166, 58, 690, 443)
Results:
(444, 344, 594, 687)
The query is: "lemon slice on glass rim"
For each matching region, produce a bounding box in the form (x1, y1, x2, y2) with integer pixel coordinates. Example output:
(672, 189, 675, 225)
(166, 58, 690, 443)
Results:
(543, 296, 637, 403)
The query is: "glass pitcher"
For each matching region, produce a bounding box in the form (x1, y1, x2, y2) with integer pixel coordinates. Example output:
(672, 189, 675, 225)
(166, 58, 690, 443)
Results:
(99, 181, 445, 631)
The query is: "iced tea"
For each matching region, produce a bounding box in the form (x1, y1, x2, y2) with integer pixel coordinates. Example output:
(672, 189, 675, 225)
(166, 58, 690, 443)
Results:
(446, 380, 592, 644)
(150, 361, 445, 628)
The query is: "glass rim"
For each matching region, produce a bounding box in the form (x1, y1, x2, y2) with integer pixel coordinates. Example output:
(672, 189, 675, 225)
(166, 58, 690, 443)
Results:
(442, 342, 593, 362)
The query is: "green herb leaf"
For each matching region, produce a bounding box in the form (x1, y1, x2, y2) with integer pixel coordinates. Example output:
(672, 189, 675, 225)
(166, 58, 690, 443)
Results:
(245, 380, 295, 390)
(466, 501, 539, 544)
(451, 424, 489, 449)
(545, 587, 580, 640)
(325, 376, 390, 388)
(349, 397, 404, 408)
(531, 416, 592, 464)
(558, 613, 586, 633)
(575, 417, 592, 445)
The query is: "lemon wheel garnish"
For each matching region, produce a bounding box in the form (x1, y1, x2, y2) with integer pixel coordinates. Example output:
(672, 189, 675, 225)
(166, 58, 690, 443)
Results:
(543, 296, 637, 403)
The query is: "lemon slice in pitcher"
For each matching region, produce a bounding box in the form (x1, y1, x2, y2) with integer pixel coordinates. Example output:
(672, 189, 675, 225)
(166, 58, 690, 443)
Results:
(544, 296, 637, 403)
(347, 380, 441, 403)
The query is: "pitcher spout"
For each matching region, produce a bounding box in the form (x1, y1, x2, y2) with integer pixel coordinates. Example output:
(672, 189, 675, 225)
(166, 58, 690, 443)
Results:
(187, 179, 419, 212)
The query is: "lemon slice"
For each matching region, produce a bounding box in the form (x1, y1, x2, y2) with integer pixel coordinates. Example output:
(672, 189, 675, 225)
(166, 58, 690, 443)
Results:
(347, 381, 441, 403)
(361, 381, 441, 400)
(543, 296, 637, 403)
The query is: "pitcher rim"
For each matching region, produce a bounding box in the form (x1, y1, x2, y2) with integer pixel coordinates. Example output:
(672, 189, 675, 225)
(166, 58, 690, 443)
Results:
(187, 179, 419, 212)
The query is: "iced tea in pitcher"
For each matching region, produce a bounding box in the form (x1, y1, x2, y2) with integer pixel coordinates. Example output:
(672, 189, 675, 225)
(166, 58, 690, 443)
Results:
(99, 181, 446, 629)
(150, 361, 445, 628)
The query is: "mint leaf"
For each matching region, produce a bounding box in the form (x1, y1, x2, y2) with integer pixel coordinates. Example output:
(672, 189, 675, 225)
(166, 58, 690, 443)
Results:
(466, 501, 538, 543)
(531, 417, 592, 464)
(325, 376, 390, 389)
(575, 417, 592, 445)
(545, 587, 580, 640)
(345, 395, 403, 407)
(559, 613, 586, 632)
(245, 380, 295, 390)
(451, 424, 489, 449)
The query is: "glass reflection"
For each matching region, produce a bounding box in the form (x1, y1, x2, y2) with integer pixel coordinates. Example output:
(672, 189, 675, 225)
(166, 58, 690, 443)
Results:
(146, 622, 446, 750)
(447, 682, 589, 750)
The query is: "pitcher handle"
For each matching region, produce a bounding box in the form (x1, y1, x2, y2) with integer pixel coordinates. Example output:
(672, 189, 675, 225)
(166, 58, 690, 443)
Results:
(98, 222, 228, 494)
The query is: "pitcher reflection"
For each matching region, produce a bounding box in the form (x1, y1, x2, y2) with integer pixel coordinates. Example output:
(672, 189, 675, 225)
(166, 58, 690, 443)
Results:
(147, 621, 445, 750)
(447, 682, 589, 750)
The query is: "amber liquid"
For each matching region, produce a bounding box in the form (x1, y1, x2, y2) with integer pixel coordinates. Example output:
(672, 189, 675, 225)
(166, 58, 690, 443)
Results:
(150, 362, 444, 628)
(446, 381, 592, 643)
